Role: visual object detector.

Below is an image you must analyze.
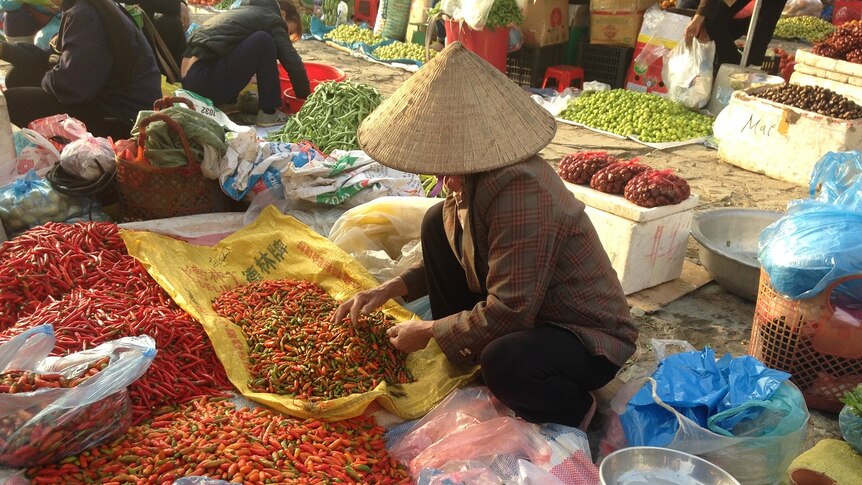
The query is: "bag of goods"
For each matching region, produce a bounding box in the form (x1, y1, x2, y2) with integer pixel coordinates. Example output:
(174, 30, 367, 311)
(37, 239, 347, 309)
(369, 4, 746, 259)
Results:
(0, 325, 156, 467)
(0, 171, 77, 237)
(590, 159, 651, 194)
(624, 169, 691, 207)
(557, 151, 620, 185)
(59, 135, 116, 182)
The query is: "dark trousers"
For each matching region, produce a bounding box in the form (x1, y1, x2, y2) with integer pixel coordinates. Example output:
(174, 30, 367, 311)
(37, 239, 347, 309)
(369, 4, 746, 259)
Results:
(150, 13, 186, 69)
(420, 202, 620, 427)
(182, 31, 282, 112)
(2, 43, 131, 139)
(704, 0, 787, 69)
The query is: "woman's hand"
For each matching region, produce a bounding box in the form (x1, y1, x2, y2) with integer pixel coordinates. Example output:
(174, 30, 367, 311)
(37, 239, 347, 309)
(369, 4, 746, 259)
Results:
(684, 14, 708, 42)
(387, 320, 434, 353)
(332, 279, 408, 326)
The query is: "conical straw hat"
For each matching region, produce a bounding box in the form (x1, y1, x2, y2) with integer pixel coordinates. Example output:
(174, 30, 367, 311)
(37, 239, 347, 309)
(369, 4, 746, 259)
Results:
(357, 42, 557, 175)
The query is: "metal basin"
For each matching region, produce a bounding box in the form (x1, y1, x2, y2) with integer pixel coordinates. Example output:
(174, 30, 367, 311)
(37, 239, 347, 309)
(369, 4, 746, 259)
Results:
(729, 72, 785, 91)
(600, 447, 741, 485)
(690, 208, 783, 301)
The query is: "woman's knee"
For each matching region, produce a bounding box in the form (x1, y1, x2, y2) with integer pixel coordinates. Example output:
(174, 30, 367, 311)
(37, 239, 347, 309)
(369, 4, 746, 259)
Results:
(420, 201, 445, 244)
(479, 333, 528, 398)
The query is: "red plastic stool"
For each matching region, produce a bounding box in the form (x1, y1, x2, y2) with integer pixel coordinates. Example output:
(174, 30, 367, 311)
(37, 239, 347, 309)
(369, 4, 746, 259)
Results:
(542, 65, 585, 92)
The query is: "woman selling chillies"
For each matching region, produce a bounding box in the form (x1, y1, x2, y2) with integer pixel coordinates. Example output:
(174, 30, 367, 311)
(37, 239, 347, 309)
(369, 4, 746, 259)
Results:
(334, 42, 639, 430)
(181, 0, 310, 126)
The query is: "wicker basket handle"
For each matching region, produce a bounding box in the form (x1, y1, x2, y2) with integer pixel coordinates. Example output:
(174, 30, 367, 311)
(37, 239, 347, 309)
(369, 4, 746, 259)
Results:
(153, 96, 197, 111)
(136, 113, 199, 168)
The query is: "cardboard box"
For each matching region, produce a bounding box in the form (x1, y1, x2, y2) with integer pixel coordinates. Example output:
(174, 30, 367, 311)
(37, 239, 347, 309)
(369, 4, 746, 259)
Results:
(564, 181, 698, 295)
(590, 0, 658, 47)
(590, 10, 643, 47)
(624, 7, 690, 94)
(522, 0, 570, 47)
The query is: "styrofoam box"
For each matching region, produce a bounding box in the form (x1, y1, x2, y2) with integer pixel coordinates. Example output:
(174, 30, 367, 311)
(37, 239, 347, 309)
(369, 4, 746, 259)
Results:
(795, 49, 862, 80)
(564, 181, 699, 295)
(791, 70, 862, 104)
(713, 86, 862, 186)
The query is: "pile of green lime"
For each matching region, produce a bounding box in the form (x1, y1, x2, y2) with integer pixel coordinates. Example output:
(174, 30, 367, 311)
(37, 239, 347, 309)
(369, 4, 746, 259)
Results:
(372, 41, 437, 62)
(559, 90, 714, 143)
(324, 24, 383, 45)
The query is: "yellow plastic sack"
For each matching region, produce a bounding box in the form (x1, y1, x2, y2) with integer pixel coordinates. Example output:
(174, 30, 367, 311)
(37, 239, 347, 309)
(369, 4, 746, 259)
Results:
(122, 205, 478, 421)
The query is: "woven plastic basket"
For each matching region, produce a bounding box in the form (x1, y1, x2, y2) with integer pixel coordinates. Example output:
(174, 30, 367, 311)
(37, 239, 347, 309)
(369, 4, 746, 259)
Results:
(116, 112, 230, 222)
(750, 269, 862, 412)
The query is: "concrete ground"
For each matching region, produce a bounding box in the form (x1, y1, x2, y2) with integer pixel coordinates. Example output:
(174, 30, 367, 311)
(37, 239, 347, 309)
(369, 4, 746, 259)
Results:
(289, 38, 840, 453)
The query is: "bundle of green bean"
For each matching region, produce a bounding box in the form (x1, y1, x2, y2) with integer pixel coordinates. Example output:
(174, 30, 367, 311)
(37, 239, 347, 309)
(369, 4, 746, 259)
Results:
(267, 81, 383, 153)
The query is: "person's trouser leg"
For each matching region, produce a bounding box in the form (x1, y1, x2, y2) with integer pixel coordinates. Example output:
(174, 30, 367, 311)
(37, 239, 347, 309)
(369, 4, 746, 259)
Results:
(4, 87, 125, 138)
(704, 2, 749, 68)
(152, 13, 186, 70)
(480, 325, 620, 427)
(420, 201, 486, 319)
(743, 0, 787, 67)
(182, 31, 280, 111)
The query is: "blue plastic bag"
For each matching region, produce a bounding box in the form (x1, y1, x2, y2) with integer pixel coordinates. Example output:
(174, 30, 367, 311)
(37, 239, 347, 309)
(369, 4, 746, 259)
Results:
(759, 200, 862, 299)
(33, 14, 61, 50)
(620, 349, 790, 447)
(809, 151, 862, 211)
(618, 343, 807, 485)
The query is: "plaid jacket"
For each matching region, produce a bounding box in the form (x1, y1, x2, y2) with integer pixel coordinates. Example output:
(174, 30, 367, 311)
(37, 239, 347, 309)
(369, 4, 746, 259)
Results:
(397, 156, 638, 367)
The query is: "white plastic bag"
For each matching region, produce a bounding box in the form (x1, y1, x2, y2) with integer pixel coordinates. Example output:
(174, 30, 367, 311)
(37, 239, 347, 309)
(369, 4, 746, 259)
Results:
(440, 0, 495, 29)
(663, 39, 715, 110)
(0, 325, 156, 467)
(782, 0, 823, 17)
(59, 135, 116, 181)
(328, 196, 441, 283)
(2, 129, 62, 187)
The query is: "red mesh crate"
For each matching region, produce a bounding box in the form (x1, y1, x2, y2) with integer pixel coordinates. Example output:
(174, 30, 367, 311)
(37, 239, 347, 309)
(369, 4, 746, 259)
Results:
(749, 269, 862, 412)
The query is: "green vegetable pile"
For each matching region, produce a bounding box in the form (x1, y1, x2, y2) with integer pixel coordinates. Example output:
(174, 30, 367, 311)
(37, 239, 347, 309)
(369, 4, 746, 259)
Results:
(486, 0, 523, 29)
(559, 90, 714, 143)
(372, 41, 438, 62)
(267, 81, 383, 154)
(324, 24, 383, 46)
(774, 15, 835, 44)
(419, 175, 448, 198)
(842, 384, 862, 417)
(214, 0, 234, 10)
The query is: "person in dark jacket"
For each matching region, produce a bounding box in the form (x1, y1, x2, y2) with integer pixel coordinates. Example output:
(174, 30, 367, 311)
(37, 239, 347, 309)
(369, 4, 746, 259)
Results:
(126, 0, 188, 70)
(684, 0, 788, 70)
(181, 0, 310, 126)
(2, 0, 161, 139)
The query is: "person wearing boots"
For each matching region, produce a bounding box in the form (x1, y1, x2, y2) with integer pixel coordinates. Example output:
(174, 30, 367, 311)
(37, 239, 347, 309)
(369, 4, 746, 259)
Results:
(333, 43, 638, 431)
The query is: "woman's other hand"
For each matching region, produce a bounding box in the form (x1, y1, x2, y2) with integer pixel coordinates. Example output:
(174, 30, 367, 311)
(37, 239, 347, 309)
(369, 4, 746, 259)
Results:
(387, 320, 434, 353)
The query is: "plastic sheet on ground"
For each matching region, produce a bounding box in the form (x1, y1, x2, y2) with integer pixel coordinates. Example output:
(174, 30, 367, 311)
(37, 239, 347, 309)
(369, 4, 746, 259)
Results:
(122, 206, 478, 421)
(388, 387, 599, 484)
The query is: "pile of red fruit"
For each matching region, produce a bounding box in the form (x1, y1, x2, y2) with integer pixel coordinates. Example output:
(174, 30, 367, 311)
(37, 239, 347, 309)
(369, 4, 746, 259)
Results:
(558, 151, 691, 207)
(774, 48, 797, 83)
(812, 20, 862, 64)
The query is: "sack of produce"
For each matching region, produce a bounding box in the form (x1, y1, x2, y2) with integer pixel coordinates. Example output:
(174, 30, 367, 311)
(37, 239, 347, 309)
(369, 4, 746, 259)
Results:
(663, 39, 715, 110)
(0, 325, 156, 467)
(0, 171, 76, 237)
(59, 135, 116, 182)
